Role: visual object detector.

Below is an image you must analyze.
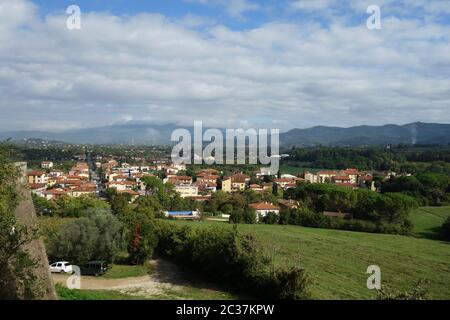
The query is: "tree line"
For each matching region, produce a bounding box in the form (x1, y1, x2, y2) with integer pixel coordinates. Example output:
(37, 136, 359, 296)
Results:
(286, 146, 450, 174)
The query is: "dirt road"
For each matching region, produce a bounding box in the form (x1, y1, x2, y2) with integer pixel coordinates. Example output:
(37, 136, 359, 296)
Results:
(52, 259, 230, 299)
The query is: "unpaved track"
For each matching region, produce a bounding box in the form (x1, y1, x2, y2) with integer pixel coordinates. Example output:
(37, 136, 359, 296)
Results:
(53, 259, 224, 298)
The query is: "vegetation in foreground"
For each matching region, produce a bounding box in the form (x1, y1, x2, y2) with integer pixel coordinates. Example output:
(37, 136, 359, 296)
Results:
(173, 220, 450, 300)
(155, 221, 311, 300)
(0, 146, 46, 299)
(56, 285, 145, 300)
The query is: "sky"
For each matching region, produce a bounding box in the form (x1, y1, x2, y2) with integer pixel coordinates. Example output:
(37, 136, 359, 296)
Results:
(0, 0, 449, 131)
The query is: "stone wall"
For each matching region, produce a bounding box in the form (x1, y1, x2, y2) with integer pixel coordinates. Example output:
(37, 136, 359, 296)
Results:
(14, 162, 57, 300)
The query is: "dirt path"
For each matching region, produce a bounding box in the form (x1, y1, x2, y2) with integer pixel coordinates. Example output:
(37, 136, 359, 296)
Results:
(53, 259, 229, 298)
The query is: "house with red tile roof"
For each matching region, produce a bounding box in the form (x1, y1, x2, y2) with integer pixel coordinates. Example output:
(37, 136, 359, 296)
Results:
(27, 171, 48, 184)
(249, 202, 280, 219)
(43, 188, 68, 200)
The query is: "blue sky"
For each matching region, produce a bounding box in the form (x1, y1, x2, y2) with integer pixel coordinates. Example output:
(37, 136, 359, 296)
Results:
(0, 0, 449, 131)
(32, 0, 278, 29)
(31, 0, 450, 27)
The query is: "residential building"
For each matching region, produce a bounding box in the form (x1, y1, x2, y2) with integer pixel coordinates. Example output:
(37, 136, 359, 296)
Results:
(117, 189, 140, 202)
(43, 189, 68, 200)
(41, 161, 54, 169)
(304, 172, 319, 184)
(166, 175, 193, 185)
(70, 186, 96, 198)
(317, 171, 338, 183)
(249, 202, 280, 219)
(174, 185, 198, 198)
(27, 171, 48, 184)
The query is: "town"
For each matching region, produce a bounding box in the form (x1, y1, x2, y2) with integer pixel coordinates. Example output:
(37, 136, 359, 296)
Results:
(1, 0, 450, 306)
(27, 150, 396, 221)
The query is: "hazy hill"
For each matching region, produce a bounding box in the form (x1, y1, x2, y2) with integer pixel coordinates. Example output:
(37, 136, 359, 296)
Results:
(280, 122, 450, 147)
(1, 122, 450, 146)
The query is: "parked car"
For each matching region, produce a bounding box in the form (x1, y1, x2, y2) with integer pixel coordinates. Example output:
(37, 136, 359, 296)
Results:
(49, 261, 73, 274)
(80, 261, 108, 277)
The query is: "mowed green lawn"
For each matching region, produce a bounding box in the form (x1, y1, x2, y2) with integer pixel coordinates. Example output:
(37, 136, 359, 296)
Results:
(410, 206, 450, 239)
(173, 220, 450, 300)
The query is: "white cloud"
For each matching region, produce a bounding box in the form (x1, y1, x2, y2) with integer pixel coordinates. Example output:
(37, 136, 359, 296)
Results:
(290, 0, 333, 11)
(0, 0, 449, 132)
(184, 0, 261, 19)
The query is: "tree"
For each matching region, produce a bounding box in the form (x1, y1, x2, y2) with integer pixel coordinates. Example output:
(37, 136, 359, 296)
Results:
(127, 212, 158, 265)
(32, 194, 57, 216)
(141, 176, 164, 195)
(107, 189, 133, 217)
(55, 195, 110, 218)
(48, 211, 125, 264)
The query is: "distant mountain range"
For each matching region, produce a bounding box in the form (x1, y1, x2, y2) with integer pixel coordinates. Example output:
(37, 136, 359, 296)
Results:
(1, 122, 450, 147)
(280, 122, 450, 147)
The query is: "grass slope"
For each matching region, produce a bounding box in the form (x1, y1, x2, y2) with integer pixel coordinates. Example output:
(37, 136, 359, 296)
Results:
(56, 285, 145, 300)
(173, 221, 450, 300)
(410, 206, 450, 239)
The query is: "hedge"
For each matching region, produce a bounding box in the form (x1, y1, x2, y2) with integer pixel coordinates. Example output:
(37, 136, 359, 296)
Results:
(154, 221, 311, 299)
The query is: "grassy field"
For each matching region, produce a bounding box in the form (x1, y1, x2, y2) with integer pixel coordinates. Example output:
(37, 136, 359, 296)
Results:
(56, 285, 146, 300)
(410, 206, 450, 239)
(173, 220, 450, 300)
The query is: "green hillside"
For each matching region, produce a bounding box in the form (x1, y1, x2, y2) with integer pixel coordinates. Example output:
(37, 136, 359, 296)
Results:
(410, 206, 450, 239)
(174, 220, 450, 300)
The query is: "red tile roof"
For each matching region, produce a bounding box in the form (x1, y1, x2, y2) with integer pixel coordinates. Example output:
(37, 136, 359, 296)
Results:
(249, 202, 280, 211)
(27, 171, 46, 176)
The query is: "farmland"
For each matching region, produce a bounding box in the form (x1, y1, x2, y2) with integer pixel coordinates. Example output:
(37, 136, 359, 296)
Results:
(173, 216, 450, 300)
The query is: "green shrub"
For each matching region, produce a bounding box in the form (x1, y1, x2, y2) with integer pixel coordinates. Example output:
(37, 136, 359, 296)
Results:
(155, 221, 310, 300)
(262, 212, 279, 225)
(377, 280, 431, 300)
(230, 209, 256, 224)
(271, 267, 311, 300)
(282, 210, 412, 235)
(48, 211, 125, 264)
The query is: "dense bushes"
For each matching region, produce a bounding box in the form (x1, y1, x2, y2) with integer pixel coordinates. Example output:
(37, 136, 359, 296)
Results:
(47, 211, 125, 264)
(262, 212, 279, 225)
(155, 221, 311, 299)
(33, 194, 110, 218)
(229, 209, 257, 224)
(277, 209, 413, 235)
(285, 184, 417, 226)
(380, 173, 450, 206)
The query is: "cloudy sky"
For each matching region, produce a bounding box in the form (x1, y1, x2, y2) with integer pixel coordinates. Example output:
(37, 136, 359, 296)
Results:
(0, 0, 449, 132)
